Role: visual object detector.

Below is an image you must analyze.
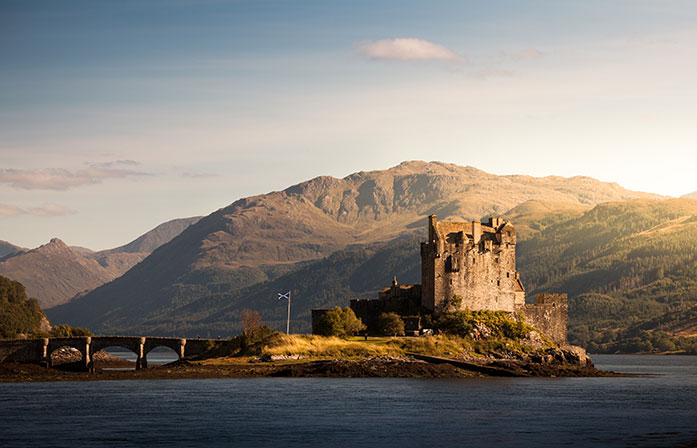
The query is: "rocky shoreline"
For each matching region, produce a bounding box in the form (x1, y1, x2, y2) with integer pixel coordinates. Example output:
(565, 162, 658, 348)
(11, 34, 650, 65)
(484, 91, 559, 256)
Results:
(0, 349, 619, 382)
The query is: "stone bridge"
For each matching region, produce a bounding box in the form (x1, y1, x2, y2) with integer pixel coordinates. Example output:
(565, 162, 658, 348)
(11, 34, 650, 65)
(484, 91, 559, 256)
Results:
(0, 336, 219, 371)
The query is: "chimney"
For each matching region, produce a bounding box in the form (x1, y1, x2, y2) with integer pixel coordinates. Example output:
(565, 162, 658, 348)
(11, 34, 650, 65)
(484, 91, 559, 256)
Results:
(428, 215, 437, 242)
(472, 221, 481, 244)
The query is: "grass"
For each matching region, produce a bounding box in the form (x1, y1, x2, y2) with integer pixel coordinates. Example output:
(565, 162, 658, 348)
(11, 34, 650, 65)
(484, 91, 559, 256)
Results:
(258, 333, 536, 360)
(261, 334, 402, 359)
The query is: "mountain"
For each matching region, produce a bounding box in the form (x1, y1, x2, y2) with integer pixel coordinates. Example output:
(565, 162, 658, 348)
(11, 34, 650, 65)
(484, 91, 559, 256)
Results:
(49, 236, 423, 336)
(96, 216, 202, 254)
(62, 196, 697, 354)
(48, 161, 661, 334)
(0, 217, 201, 309)
(0, 239, 115, 309)
(83, 216, 202, 278)
(682, 191, 697, 199)
(0, 241, 24, 258)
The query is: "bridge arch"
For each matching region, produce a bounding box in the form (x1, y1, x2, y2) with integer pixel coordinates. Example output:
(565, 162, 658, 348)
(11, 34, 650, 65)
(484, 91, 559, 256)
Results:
(89, 337, 143, 369)
(46, 337, 91, 369)
(143, 337, 185, 360)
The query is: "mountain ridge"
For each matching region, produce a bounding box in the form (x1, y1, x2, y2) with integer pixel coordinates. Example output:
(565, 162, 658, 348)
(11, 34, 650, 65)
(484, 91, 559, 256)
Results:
(0, 217, 202, 308)
(47, 161, 663, 333)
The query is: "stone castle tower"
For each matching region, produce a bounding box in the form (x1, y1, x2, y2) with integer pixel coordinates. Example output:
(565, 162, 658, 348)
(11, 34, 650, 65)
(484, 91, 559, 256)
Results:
(421, 215, 525, 313)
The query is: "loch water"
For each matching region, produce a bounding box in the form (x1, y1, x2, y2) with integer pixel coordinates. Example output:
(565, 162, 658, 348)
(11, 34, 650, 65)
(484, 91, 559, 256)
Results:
(1, 355, 696, 447)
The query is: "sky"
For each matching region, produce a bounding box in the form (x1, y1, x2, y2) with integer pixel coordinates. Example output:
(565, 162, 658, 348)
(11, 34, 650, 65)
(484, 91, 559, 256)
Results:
(2, 0, 697, 250)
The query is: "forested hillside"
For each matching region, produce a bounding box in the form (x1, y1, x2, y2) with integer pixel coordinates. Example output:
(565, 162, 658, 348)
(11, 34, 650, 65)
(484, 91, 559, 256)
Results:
(518, 198, 697, 352)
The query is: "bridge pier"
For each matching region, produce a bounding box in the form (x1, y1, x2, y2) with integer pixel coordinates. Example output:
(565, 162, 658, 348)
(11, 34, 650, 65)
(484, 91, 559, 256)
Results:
(179, 338, 186, 359)
(83, 338, 91, 371)
(136, 337, 147, 370)
(41, 338, 50, 367)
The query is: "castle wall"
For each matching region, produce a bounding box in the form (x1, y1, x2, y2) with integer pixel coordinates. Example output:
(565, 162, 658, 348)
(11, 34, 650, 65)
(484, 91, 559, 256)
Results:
(421, 215, 525, 313)
(519, 294, 568, 344)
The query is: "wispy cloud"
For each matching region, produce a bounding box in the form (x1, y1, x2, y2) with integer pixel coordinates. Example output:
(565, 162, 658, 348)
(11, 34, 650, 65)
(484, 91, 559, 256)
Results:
(0, 166, 147, 190)
(0, 203, 76, 217)
(355, 38, 466, 62)
(89, 159, 140, 168)
(0, 204, 24, 216)
(182, 172, 218, 179)
(467, 68, 514, 79)
(512, 49, 543, 61)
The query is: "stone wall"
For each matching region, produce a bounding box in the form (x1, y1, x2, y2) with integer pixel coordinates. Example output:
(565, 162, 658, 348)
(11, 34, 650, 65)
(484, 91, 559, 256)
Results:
(0, 338, 46, 363)
(519, 294, 568, 344)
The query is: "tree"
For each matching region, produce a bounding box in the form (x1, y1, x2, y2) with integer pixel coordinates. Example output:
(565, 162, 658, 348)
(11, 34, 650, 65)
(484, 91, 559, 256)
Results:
(0, 275, 47, 338)
(377, 312, 405, 337)
(315, 307, 366, 338)
(241, 309, 262, 338)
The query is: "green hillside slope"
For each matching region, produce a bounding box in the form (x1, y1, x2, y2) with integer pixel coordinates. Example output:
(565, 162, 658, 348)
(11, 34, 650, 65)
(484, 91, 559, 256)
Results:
(518, 198, 697, 352)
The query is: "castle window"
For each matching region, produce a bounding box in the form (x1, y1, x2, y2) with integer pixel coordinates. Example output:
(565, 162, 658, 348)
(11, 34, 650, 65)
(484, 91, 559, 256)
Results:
(497, 280, 500, 286)
(507, 272, 510, 278)
(495, 257, 499, 263)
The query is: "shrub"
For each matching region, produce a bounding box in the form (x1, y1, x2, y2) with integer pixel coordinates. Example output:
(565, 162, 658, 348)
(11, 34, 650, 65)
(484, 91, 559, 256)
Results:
(437, 311, 473, 337)
(314, 307, 366, 338)
(49, 324, 93, 337)
(377, 312, 405, 337)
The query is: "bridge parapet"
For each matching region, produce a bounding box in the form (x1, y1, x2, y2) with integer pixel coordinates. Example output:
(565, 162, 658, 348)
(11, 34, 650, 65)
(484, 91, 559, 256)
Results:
(0, 336, 222, 371)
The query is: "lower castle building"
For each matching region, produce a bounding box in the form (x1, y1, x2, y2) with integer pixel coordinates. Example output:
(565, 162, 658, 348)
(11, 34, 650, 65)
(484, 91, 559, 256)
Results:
(314, 214, 568, 343)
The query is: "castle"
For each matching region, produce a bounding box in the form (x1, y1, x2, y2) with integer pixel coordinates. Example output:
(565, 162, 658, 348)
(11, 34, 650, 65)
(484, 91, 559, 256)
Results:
(316, 215, 568, 343)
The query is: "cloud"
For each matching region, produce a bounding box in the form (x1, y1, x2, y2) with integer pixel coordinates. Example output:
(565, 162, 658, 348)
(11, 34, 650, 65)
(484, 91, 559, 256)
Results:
(512, 49, 543, 61)
(0, 167, 147, 190)
(0, 204, 24, 216)
(89, 159, 140, 168)
(182, 172, 218, 179)
(355, 38, 466, 62)
(0, 203, 76, 217)
(467, 68, 514, 79)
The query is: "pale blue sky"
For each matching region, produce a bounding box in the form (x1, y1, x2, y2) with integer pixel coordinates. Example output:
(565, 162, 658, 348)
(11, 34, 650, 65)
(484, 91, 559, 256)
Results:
(2, 1, 697, 249)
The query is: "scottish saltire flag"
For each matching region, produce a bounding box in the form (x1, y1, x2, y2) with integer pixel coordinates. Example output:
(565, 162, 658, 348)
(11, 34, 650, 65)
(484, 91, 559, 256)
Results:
(278, 291, 290, 300)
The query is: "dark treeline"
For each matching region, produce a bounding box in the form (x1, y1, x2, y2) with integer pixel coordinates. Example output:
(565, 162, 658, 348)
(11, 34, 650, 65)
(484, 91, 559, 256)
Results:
(0, 275, 46, 338)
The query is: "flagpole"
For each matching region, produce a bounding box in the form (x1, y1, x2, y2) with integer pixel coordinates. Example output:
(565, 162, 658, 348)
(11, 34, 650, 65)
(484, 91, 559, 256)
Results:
(286, 291, 291, 334)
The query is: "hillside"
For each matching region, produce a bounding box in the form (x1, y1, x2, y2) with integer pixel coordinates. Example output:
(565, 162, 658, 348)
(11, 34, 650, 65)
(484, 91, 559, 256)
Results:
(517, 198, 697, 351)
(0, 217, 201, 308)
(500, 200, 591, 240)
(48, 161, 660, 335)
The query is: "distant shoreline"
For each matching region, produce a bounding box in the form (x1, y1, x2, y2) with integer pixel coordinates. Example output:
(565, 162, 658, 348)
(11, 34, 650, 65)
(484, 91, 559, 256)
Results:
(0, 356, 621, 383)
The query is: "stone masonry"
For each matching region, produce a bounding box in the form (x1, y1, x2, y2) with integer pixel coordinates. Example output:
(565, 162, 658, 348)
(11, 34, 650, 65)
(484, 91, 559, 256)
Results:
(421, 215, 525, 313)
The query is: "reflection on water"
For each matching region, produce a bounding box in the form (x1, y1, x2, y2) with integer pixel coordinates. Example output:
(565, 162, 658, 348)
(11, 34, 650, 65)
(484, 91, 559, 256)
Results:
(1, 355, 696, 447)
(104, 347, 179, 366)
